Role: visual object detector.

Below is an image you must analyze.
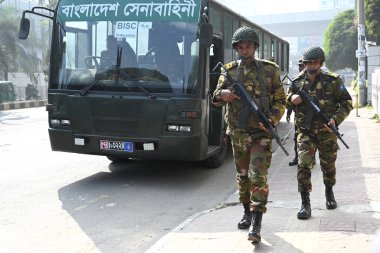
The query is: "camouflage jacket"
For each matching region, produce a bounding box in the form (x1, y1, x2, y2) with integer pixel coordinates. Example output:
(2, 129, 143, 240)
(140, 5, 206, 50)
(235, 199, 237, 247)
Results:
(212, 59, 286, 133)
(286, 70, 353, 130)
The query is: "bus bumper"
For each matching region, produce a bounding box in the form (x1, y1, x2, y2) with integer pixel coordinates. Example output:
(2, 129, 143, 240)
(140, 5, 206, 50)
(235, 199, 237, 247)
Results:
(48, 128, 207, 161)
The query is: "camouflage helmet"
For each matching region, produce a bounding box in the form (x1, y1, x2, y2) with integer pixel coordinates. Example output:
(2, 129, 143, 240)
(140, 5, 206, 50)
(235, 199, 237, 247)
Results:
(231, 27, 260, 48)
(302, 46, 325, 62)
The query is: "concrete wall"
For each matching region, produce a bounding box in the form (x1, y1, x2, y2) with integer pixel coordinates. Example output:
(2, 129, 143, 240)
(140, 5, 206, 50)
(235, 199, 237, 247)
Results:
(368, 46, 380, 109)
(372, 69, 380, 114)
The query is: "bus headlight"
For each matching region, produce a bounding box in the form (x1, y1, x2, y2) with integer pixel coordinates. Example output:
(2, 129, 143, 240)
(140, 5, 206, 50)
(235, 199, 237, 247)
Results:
(167, 125, 179, 132)
(50, 119, 71, 126)
(179, 126, 191, 132)
(167, 124, 191, 132)
(60, 119, 71, 126)
(50, 119, 60, 125)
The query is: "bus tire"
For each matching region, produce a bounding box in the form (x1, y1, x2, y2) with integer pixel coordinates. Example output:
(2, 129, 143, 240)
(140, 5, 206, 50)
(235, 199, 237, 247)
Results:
(203, 135, 228, 168)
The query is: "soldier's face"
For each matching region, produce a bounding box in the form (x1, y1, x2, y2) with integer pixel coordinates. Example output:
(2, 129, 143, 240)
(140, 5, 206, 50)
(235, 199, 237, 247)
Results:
(236, 41, 256, 61)
(304, 60, 322, 75)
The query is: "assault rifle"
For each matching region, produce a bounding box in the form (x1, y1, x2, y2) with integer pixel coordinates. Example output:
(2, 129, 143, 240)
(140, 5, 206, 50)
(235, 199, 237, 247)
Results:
(213, 62, 289, 156)
(282, 75, 349, 149)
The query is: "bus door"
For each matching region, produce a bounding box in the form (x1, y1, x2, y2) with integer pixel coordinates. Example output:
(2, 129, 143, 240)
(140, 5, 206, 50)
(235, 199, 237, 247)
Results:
(208, 35, 224, 146)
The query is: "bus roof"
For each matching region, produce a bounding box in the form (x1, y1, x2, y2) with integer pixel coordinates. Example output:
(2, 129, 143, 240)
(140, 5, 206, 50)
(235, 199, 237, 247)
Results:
(210, 0, 287, 44)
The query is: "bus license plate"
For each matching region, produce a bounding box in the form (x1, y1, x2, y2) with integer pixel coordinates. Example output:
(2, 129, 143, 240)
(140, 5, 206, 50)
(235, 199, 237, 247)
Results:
(100, 140, 134, 153)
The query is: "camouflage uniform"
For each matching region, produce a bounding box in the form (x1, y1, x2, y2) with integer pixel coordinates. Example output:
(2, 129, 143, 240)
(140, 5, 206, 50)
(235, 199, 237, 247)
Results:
(213, 59, 286, 213)
(286, 70, 353, 193)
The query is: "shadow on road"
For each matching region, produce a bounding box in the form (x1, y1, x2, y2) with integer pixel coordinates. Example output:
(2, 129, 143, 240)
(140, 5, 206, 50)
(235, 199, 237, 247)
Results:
(58, 152, 236, 253)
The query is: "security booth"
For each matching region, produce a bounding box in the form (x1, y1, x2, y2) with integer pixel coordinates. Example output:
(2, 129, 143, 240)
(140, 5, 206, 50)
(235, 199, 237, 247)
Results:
(0, 81, 16, 103)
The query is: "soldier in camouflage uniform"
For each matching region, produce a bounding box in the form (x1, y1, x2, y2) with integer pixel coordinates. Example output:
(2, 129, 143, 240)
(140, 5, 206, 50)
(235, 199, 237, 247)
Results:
(287, 46, 353, 220)
(212, 27, 286, 243)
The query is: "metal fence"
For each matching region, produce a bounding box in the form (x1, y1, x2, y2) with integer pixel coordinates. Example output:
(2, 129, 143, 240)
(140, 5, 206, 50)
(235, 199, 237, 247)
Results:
(13, 85, 48, 101)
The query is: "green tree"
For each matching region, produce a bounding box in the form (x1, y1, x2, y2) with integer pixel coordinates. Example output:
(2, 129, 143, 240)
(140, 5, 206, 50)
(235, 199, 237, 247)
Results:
(0, 6, 39, 82)
(0, 19, 16, 80)
(46, 0, 58, 9)
(365, 0, 380, 44)
(323, 9, 357, 71)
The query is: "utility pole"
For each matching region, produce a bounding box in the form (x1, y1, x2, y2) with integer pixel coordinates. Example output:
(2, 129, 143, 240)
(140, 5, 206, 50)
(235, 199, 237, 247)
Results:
(356, 0, 367, 110)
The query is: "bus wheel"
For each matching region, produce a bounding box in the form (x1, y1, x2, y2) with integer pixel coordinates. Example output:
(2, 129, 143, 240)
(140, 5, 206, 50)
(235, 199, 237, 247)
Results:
(107, 156, 130, 163)
(203, 135, 228, 168)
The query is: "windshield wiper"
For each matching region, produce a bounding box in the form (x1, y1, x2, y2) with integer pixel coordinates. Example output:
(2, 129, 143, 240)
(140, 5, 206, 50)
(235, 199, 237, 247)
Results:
(80, 46, 123, 96)
(114, 46, 122, 87)
(133, 83, 156, 99)
(80, 65, 116, 96)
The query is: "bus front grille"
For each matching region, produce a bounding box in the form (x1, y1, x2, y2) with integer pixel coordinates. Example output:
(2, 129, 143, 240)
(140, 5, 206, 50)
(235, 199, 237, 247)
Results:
(90, 100, 143, 135)
(93, 119, 138, 135)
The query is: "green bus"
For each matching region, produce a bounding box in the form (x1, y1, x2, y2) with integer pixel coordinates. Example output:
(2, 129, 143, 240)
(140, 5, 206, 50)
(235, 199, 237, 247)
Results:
(19, 0, 289, 167)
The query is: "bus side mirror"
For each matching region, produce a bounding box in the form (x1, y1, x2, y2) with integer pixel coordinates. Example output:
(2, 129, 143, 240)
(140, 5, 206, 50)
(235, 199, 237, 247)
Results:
(19, 17, 30, 40)
(199, 24, 213, 47)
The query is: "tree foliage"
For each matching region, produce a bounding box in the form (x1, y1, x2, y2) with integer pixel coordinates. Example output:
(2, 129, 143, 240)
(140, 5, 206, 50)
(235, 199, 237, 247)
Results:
(0, 6, 40, 82)
(323, 9, 357, 71)
(47, 0, 58, 9)
(365, 0, 380, 44)
(0, 18, 17, 79)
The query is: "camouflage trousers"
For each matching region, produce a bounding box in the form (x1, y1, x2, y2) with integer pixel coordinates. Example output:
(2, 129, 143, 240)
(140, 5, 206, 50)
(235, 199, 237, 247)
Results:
(230, 131, 272, 213)
(297, 130, 338, 193)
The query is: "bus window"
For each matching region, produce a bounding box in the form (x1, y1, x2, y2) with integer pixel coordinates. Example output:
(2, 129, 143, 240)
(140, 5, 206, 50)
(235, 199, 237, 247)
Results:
(232, 19, 239, 60)
(223, 14, 233, 63)
(263, 34, 271, 60)
(272, 39, 278, 63)
(278, 42, 283, 71)
(187, 40, 200, 94)
(210, 7, 222, 33)
(53, 20, 199, 95)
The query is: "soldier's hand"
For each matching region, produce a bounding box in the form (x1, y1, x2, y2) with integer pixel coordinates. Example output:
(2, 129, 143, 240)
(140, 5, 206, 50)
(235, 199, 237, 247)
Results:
(291, 94, 302, 105)
(220, 89, 240, 102)
(322, 118, 336, 133)
(259, 118, 274, 133)
(258, 122, 269, 133)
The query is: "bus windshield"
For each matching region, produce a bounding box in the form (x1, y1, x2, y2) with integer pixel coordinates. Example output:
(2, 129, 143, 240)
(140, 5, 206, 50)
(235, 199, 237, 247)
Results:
(50, 0, 202, 95)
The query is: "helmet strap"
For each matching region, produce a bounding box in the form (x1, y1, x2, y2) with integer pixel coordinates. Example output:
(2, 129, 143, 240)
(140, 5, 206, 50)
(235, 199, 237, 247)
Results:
(306, 65, 321, 76)
(240, 56, 251, 61)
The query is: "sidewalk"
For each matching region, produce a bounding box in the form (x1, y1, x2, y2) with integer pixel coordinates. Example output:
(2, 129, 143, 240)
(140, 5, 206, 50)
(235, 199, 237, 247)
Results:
(146, 107, 380, 253)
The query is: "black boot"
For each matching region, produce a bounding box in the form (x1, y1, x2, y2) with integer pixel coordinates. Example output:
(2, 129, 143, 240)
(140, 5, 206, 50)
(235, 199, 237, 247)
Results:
(289, 157, 298, 166)
(238, 203, 252, 229)
(297, 192, 311, 220)
(325, 186, 337, 209)
(248, 212, 262, 243)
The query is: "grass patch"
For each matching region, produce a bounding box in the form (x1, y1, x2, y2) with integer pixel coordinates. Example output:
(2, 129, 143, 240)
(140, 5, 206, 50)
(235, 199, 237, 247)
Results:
(370, 113, 380, 123)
